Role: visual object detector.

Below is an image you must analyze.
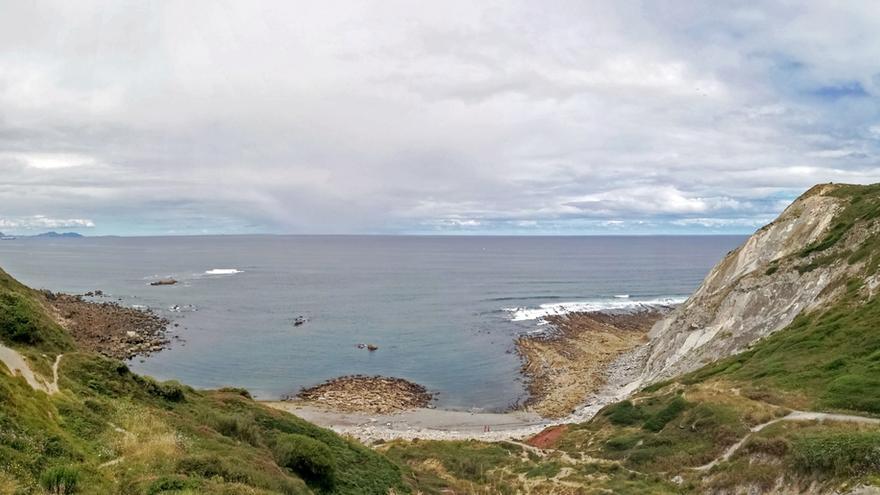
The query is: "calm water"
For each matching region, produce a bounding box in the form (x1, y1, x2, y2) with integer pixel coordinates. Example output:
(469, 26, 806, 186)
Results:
(0, 235, 743, 410)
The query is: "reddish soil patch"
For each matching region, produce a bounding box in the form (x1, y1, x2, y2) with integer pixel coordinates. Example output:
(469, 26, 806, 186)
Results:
(526, 424, 569, 449)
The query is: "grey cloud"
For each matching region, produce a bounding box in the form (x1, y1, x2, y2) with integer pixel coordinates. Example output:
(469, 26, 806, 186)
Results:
(0, 1, 879, 235)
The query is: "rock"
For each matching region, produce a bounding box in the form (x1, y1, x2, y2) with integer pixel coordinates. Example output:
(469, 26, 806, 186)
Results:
(294, 375, 434, 414)
(638, 184, 859, 385)
(150, 279, 177, 286)
(43, 290, 174, 360)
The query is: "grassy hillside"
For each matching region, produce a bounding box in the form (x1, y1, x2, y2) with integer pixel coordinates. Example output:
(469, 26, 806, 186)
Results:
(0, 267, 408, 494)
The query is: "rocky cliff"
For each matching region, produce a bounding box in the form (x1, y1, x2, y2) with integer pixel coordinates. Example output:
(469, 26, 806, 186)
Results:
(638, 183, 880, 384)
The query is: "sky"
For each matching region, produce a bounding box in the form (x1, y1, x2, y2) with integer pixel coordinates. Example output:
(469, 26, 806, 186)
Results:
(1, 1, 880, 236)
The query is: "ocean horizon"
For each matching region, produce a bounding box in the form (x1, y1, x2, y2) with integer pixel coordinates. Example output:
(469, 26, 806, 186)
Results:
(0, 234, 745, 411)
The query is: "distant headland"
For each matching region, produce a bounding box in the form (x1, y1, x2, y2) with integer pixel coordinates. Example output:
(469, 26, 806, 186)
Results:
(0, 231, 84, 240)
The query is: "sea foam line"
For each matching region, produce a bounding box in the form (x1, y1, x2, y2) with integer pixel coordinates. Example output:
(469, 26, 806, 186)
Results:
(205, 268, 243, 275)
(505, 297, 687, 322)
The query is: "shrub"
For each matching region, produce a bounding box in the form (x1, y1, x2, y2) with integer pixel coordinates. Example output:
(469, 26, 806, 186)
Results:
(604, 434, 642, 451)
(791, 431, 880, 476)
(741, 436, 789, 457)
(146, 476, 201, 494)
(40, 466, 80, 494)
(822, 374, 880, 413)
(138, 376, 187, 402)
(0, 292, 42, 344)
(212, 413, 262, 446)
(604, 401, 645, 426)
(643, 396, 688, 432)
(218, 387, 252, 399)
(273, 434, 337, 489)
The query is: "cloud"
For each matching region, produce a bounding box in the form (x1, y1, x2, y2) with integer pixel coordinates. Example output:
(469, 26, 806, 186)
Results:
(0, 215, 96, 231)
(0, 1, 879, 235)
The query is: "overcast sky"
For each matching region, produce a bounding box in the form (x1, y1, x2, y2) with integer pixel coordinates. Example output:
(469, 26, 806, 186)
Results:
(1, 1, 879, 235)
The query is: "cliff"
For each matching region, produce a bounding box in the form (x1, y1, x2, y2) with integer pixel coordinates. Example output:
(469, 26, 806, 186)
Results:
(639, 183, 880, 384)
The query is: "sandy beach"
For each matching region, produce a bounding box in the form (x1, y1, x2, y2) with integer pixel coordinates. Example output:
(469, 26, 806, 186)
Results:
(266, 402, 550, 442)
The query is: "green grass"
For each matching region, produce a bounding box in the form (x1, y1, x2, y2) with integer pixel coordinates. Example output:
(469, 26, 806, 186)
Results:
(799, 183, 880, 258)
(0, 268, 73, 355)
(683, 294, 880, 414)
(790, 430, 880, 476)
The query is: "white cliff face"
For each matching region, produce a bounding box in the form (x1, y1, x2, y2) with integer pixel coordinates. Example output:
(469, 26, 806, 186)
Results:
(638, 185, 849, 384)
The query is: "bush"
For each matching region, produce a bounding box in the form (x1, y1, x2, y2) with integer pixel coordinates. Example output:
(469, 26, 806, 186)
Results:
(212, 413, 262, 446)
(218, 387, 252, 399)
(273, 434, 337, 489)
(138, 376, 187, 402)
(741, 436, 789, 457)
(822, 375, 880, 413)
(604, 434, 642, 451)
(40, 466, 80, 494)
(643, 396, 688, 432)
(146, 476, 201, 494)
(605, 401, 644, 426)
(791, 431, 880, 476)
(0, 292, 42, 344)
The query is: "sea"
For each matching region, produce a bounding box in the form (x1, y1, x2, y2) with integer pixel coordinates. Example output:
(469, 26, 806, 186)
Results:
(0, 235, 744, 411)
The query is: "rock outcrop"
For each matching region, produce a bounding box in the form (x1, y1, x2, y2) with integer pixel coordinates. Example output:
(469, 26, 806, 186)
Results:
(638, 184, 875, 384)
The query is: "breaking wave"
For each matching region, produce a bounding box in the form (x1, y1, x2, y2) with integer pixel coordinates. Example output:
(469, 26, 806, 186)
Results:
(205, 268, 242, 275)
(505, 296, 687, 322)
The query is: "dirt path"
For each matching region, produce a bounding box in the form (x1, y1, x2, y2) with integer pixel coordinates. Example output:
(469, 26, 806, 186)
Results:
(0, 342, 62, 394)
(694, 410, 880, 471)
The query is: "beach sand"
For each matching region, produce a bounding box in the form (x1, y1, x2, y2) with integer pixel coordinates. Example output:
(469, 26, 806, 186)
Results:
(265, 402, 550, 442)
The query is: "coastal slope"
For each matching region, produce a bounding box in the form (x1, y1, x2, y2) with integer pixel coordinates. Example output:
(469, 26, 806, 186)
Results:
(0, 267, 408, 494)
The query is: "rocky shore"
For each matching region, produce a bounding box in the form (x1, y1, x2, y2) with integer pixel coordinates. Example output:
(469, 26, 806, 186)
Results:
(289, 375, 435, 414)
(516, 308, 670, 418)
(44, 291, 173, 360)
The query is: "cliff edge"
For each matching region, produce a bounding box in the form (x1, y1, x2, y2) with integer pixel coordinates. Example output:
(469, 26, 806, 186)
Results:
(639, 183, 880, 384)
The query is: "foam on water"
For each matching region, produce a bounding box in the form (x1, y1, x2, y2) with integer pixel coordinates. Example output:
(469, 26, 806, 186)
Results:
(505, 296, 687, 321)
(205, 268, 242, 275)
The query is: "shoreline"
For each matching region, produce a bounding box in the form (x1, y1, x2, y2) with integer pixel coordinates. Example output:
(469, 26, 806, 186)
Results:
(262, 340, 654, 442)
(264, 306, 673, 442)
(45, 290, 174, 360)
(265, 402, 550, 442)
(53, 285, 674, 441)
(515, 307, 670, 418)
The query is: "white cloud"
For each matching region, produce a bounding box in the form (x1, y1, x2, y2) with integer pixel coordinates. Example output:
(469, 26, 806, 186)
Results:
(0, 1, 878, 235)
(0, 152, 97, 170)
(0, 215, 95, 231)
